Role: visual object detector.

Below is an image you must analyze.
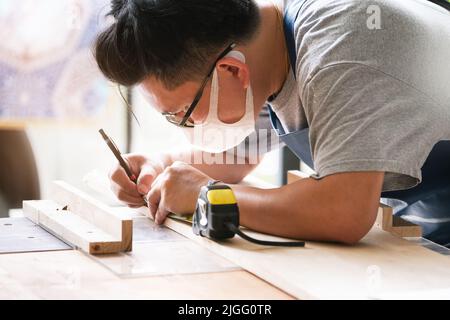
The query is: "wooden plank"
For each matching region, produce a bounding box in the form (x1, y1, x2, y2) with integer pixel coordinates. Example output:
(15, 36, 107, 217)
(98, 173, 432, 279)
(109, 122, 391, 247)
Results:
(21, 181, 133, 255)
(123, 173, 448, 299)
(49, 181, 132, 251)
(376, 287, 450, 300)
(376, 205, 422, 238)
(23, 200, 123, 255)
(0, 250, 292, 300)
(137, 207, 450, 300)
(287, 171, 422, 238)
(22, 201, 39, 223)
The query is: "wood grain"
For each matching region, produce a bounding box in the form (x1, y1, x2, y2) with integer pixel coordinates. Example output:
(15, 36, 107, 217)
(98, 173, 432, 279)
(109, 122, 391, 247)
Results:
(23, 200, 123, 254)
(123, 172, 449, 299)
(146, 207, 450, 299)
(49, 181, 133, 251)
(22, 182, 133, 255)
(0, 250, 292, 300)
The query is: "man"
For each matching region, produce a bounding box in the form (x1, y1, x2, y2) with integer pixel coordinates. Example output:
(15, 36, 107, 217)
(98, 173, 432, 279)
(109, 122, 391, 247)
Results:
(94, 0, 450, 245)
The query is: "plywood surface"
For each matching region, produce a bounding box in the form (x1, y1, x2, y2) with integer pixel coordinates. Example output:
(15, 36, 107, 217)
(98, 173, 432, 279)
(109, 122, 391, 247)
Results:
(6, 175, 450, 300)
(0, 250, 291, 300)
(153, 211, 450, 299)
(128, 173, 450, 300)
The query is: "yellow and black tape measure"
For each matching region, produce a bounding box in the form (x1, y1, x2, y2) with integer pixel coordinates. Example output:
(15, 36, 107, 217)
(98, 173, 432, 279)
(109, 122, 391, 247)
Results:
(193, 183, 239, 240)
(193, 181, 305, 247)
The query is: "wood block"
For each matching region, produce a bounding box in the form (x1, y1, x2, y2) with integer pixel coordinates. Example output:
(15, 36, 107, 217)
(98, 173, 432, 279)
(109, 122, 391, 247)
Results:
(22, 181, 133, 255)
(377, 205, 422, 238)
(23, 200, 124, 255)
(287, 170, 310, 184)
(49, 181, 132, 251)
(22, 201, 39, 223)
(288, 170, 422, 238)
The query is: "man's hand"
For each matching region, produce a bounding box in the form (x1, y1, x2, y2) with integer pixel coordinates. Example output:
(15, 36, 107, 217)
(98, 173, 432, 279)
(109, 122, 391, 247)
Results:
(108, 150, 258, 210)
(146, 161, 211, 225)
(109, 154, 165, 207)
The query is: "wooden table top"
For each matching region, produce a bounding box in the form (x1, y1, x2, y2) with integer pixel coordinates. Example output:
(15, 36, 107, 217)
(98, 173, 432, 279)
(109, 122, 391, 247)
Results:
(2, 175, 449, 300)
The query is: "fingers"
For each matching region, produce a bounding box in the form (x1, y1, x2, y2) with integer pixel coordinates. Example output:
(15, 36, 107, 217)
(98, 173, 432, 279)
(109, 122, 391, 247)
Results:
(108, 154, 162, 207)
(109, 156, 145, 206)
(146, 175, 162, 220)
(109, 166, 142, 201)
(111, 182, 144, 206)
(136, 165, 158, 195)
(144, 162, 205, 224)
(145, 175, 170, 225)
(155, 207, 170, 225)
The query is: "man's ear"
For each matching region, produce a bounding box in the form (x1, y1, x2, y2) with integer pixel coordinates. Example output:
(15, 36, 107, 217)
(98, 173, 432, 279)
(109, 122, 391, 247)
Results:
(216, 57, 250, 89)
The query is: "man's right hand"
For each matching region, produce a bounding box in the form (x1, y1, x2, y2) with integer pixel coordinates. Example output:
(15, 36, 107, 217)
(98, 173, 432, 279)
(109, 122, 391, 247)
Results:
(109, 154, 165, 208)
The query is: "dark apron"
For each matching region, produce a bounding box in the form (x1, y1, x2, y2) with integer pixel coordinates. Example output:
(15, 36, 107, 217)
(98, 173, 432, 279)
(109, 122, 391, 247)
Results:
(270, 0, 450, 247)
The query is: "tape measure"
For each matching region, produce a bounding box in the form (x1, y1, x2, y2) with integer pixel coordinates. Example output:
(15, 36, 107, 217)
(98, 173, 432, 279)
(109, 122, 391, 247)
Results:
(193, 181, 305, 247)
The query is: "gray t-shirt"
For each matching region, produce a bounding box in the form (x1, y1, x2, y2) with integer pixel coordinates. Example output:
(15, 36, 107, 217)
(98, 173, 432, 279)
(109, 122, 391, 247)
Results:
(269, 0, 450, 191)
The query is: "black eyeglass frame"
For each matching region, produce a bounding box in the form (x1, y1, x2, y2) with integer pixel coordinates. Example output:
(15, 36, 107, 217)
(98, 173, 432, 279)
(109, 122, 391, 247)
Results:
(162, 43, 236, 128)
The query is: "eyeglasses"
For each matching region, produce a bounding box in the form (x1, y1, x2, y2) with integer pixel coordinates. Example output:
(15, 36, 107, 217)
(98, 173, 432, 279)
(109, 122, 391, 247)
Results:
(162, 43, 236, 128)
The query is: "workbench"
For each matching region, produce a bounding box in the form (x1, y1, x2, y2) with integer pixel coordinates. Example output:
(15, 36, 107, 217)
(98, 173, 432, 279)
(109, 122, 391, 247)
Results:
(1, 175, 449, 300)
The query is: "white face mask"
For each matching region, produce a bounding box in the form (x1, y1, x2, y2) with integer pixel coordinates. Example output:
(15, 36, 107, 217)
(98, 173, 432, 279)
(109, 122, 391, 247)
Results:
(180, 50, 256, 153)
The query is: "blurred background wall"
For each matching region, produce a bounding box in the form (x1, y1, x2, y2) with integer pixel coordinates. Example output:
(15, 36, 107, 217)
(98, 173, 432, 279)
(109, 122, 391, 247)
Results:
(0, 0, 280, 218)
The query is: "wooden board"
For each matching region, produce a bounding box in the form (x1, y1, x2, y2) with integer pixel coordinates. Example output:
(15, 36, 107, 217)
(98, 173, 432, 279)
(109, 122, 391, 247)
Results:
(143, 208, 450, 300)
(376, 204, 422, 238)
(49, 181, 133, 251)
(287, 171, 422, 238)
(0, 250, 292, 300)
(23, 200, 124, 254)
(125, 173, 450, 299)
(22, 181, 133, 255)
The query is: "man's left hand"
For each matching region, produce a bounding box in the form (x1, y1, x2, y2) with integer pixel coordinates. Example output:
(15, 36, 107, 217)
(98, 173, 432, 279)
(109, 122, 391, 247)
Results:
(146, 161, 211, 225)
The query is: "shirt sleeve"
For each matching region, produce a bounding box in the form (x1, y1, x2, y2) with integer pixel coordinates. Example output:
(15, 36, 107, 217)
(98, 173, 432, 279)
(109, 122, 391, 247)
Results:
(303, 63, 444, 192)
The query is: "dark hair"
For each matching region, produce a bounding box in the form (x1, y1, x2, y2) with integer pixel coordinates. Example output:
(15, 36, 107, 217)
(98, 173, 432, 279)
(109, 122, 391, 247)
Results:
(94, 0, 260, 89)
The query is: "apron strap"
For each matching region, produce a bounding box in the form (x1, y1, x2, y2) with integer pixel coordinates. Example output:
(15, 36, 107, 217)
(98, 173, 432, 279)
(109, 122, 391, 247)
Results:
(283, 1, 303, 80)
(268, 105, 314, 169)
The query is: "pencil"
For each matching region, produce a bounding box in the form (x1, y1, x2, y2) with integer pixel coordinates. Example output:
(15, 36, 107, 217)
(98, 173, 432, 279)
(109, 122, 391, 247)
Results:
(99, 129, 148, 206)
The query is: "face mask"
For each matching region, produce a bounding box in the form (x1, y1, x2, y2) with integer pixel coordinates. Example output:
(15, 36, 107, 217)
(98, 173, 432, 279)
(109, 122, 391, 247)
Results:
(180, 50, 256, 153)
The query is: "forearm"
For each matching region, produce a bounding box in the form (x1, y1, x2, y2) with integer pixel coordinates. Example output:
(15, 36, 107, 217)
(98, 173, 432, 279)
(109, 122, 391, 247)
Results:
(160, 149, 259, 184)
(231, 173, 383, 244)
(192, 162, 258, 184)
